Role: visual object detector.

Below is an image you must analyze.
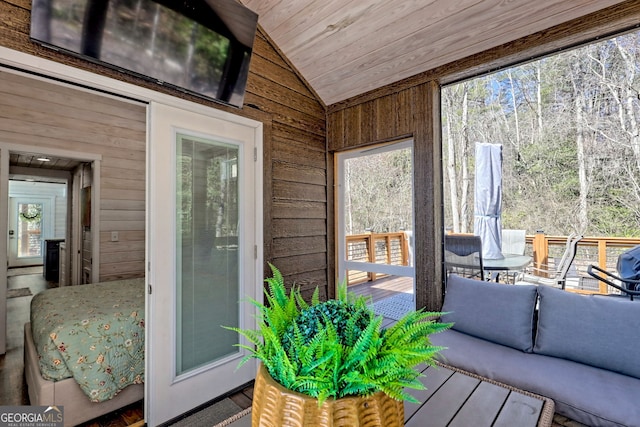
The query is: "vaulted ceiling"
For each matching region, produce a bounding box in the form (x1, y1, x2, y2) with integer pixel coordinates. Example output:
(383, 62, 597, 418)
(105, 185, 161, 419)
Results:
(240, 0, 628, 106)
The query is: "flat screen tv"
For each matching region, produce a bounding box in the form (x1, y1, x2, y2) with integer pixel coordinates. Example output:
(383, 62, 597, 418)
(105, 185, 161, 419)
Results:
(30, 0, 258, 108)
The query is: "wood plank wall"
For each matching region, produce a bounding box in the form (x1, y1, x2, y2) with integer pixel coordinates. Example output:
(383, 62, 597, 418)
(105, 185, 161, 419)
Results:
(246, 33, 328, 300)
(327, 1, 640, 311)
(0, 0, 328, 296)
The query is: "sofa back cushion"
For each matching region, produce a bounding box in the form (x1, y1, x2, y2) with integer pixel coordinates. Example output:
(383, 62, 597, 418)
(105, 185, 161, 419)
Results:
(534, 285, 640, 379)
(441, 275, 538, 352)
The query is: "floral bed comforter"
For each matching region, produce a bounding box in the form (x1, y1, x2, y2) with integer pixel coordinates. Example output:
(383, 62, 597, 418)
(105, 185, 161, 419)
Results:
(30, 278, 145, 402)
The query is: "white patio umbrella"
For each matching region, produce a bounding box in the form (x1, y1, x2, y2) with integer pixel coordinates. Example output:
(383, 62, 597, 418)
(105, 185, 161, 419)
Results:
(474, 142, 504, 260)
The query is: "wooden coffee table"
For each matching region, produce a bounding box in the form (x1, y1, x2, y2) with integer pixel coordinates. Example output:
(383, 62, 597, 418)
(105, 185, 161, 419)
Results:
(405, 363, 554, 427)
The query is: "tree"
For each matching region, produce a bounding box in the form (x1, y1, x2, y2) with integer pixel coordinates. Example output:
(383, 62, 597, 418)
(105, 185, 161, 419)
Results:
(343, 148, 413, 235)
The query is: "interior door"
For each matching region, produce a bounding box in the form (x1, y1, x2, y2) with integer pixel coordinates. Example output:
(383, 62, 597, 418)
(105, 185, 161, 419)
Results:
(8, 197, 52, 267)
(147, 102, 262, 426)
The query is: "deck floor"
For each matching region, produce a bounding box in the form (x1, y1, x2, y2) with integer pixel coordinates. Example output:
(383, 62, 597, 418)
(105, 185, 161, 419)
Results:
(348, 275, 414, 303)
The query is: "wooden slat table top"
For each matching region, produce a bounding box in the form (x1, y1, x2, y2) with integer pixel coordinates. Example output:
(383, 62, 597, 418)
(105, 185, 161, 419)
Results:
(404, 364, 553, 427)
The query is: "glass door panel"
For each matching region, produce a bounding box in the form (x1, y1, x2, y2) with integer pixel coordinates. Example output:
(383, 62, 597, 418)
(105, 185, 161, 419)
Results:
(8, 197, 51, 267)
(176, 134, 240, 374)
(17, 202, 43, 258)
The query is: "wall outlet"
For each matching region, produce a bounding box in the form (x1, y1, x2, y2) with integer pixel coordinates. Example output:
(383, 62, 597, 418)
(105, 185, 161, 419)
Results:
(111, 231, 119, 242)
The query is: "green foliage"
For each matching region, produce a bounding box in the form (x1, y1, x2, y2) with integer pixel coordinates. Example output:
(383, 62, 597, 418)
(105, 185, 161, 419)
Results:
(225, 264, 452, 405)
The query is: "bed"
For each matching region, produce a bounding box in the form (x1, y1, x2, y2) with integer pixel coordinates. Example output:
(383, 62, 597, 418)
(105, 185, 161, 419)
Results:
(24, 278, 145, 427)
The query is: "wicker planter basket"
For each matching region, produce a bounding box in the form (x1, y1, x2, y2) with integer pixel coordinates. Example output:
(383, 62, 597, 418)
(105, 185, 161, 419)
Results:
(252, 364, 404, 427)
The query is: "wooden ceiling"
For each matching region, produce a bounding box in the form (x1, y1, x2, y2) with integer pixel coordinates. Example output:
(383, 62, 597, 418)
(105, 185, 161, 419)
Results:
(240, 0, 628, 105)
(10, 152, 82, 171)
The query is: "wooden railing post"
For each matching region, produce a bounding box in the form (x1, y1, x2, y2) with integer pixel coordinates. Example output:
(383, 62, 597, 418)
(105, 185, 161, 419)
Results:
(385, 235, 392, 265)
(401, 232, 409, 266)
(597, 239, 608, 294)
(532, 231, 548, 277)
(366, 231, 376, 282)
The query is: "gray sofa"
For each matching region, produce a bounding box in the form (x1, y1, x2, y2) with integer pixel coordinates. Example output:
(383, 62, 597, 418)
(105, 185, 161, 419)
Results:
(430, 274, 640, 427)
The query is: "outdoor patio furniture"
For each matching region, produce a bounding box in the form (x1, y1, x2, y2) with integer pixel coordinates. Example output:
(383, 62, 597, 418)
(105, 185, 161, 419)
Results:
(444, 235, 485, 281)
(587, 245, 640, 300)
(432, 274, 640, 427)
(514, 234, 582, 289)
(483, 253, 532, 284)
(405, 362, 554, 427)
(481, 229, 528, 283)
(502, 229, 527, 255)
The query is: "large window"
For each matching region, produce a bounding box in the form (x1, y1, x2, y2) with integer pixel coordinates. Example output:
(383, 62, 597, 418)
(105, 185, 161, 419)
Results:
(442, 29, 640, 238)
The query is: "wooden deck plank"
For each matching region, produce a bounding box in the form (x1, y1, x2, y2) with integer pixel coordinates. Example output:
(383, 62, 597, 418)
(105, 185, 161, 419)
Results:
(381, 316, 396, 328)
(349, 275, 413, 302)
(494, 391, 544, 427)
(404, 365, 454, 422)
(448, 381, 510, 427)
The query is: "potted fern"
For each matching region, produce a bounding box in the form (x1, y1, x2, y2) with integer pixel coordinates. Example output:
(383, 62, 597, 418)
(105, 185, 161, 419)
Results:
(228, 264, 451, 426)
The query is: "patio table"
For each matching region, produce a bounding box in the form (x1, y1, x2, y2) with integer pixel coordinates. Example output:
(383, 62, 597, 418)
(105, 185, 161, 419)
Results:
(483, 253, 532, 271)
(405, 363, 554, 427)
(483, 253, 532, 283)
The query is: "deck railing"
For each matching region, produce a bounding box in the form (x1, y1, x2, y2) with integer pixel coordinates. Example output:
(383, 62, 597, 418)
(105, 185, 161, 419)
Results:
(527, 233, 640, 294)
(346, 232, 410, 285)
(347, 231, 640, 293)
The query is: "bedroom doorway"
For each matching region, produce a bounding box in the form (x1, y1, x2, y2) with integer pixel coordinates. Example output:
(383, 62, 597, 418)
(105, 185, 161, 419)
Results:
(146, 102, 262, 426)
(0, 145, 99, 354)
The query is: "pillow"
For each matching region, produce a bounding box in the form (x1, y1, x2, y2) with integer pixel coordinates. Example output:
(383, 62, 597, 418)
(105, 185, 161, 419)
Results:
(441, 275, 538, 352)
(534, 285, 640, 379)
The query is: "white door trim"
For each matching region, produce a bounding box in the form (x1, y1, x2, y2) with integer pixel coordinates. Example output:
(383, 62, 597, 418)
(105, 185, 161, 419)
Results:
(0, 147, 8, 353)
(336, 139, 415, 286)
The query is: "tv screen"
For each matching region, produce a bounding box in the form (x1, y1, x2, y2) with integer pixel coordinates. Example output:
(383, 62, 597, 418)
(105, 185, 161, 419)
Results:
(30, 0, 258, 108)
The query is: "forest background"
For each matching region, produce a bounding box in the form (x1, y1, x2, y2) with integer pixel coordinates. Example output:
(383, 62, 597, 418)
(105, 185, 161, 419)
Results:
(444, 28, 640, 238)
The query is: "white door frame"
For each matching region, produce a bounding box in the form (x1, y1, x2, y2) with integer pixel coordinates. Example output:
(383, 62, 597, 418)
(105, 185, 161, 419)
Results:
(9, 166, 73, 275)
(0, 47, 264, 422)
(335, 139, 415, 287)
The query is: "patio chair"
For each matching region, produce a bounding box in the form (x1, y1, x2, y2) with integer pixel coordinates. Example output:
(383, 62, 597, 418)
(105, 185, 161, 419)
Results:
(501, 229, 526, 255)
(587, 245, 640, 301)
(498, 229, 527, 283)
(515, 234, 583, 289)
(444, 234, 485, 281)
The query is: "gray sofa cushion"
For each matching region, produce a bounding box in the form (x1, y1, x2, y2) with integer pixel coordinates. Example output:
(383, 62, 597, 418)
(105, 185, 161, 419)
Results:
(441, 274, 538, 352)
(432, 330, 640, 427)
(534, 285, 640, 379)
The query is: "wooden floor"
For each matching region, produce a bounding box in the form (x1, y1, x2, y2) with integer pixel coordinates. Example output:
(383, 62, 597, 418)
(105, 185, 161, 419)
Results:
(348, 275, 414, 303)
